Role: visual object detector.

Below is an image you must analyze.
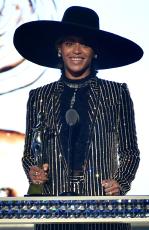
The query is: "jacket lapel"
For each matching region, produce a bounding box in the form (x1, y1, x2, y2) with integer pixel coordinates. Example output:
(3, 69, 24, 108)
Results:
(84, 78, 101, 161)
(52, 81, 69, 172)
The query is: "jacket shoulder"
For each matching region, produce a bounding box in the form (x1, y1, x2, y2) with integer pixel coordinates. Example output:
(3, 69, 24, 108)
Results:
(96, 78, 127, 104)
(30, 81, 57, 96)
(97, 77, 125, 88)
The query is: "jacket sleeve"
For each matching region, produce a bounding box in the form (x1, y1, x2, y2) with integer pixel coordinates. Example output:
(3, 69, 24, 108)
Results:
(113, 83, 140, 195)
(22, 89, 37, 182)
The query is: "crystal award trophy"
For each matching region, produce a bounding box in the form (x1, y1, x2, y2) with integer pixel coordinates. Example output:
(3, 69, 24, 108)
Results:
(27, 113, 45, 196)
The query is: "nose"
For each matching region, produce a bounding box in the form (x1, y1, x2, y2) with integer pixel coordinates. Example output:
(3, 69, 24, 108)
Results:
(73, 42, 82, 54)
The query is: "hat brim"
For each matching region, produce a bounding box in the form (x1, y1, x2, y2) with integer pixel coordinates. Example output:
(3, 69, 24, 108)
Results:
(13, 20, 143, 69)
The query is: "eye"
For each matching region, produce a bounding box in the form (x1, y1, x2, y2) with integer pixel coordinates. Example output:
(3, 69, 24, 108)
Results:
(80, 43, 89, 48)
(63, 41, 74, 47)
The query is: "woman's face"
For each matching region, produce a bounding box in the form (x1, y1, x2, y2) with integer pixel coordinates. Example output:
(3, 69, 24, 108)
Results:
(58, 36, 95, 80)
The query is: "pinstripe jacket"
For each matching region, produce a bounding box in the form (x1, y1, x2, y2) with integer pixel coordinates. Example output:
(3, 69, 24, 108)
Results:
(22, 76, 140, 197)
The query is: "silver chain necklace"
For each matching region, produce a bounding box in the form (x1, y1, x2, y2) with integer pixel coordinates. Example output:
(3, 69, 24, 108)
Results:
(70, 88, 78, 109)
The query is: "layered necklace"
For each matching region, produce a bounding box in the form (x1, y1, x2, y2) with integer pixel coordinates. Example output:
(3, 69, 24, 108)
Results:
(64, 77, 92, 125)
(65, 87, 79, 126)
(61, 73, 96, 126)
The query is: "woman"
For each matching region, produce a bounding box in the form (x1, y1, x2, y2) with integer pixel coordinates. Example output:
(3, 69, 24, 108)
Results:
(13, 5, 143, 230)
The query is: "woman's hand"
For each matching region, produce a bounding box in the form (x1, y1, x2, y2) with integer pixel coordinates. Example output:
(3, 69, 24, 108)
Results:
(29, 163, 49, 184)
(102, 179, 120, 195)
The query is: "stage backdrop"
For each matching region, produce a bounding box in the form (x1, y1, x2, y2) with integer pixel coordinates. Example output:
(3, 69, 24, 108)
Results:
(0, 0, 148, 196)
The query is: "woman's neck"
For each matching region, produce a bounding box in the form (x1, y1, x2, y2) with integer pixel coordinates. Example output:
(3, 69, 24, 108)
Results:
(61, 69, 97, 83)
(65, 71, 91, 80)
(60, 72, 96, 86)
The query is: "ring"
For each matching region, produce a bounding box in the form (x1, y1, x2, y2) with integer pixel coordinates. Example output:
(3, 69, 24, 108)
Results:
(35, 181, 41, 185)
(33, 172, 38, 176)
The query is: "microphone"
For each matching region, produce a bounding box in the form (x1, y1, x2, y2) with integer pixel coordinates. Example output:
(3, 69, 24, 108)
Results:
(59, 108, 79, 196)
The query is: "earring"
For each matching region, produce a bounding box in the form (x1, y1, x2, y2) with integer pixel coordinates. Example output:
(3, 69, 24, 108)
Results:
(58, 52, 61, 57)
(58, 49, 61, 58)
(94, 54, 98, 59)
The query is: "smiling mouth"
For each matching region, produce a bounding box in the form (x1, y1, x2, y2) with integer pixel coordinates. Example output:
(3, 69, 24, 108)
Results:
(70, 57, 84, 62)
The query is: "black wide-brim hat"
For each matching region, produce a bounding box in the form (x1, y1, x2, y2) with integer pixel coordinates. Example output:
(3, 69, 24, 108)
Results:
(13, 6, 143, 69)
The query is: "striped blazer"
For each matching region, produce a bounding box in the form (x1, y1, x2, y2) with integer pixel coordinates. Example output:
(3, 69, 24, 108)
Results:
(22, 76, 140, 230)
(22, 76, 140, 197)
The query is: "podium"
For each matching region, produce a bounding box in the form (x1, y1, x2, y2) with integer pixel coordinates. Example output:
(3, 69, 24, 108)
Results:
(0, 196, 149, 225)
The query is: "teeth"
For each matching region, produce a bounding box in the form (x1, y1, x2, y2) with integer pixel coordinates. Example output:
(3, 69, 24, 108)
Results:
(71, 58, 82, 60)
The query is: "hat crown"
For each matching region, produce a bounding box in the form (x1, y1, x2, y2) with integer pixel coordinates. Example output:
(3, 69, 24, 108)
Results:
(62, 6, 100, 30)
